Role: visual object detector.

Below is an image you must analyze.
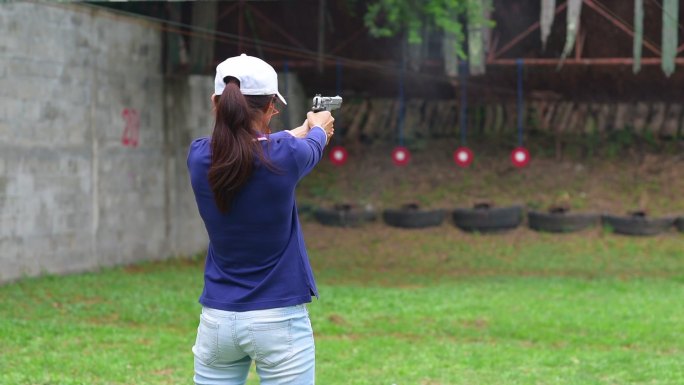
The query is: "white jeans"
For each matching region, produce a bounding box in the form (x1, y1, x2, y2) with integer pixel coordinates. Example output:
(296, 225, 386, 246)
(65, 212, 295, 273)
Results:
(193, 304, 315, 385)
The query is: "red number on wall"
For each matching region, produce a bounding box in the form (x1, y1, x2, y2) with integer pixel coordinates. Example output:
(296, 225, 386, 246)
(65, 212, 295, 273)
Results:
(121, 108, 140, 147)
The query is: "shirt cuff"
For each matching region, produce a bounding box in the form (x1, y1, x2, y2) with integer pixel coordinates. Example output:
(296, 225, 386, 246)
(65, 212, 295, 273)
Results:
(311, 126, 326, 135)
(309, 126, 327, 147)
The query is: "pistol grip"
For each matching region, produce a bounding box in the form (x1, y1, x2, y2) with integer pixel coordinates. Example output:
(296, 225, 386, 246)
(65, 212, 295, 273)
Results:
(311, 107, 326, 113)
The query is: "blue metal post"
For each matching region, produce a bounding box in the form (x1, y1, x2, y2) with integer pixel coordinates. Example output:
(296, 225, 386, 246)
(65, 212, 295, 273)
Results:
(459, 61, 468, 145)
(398, 57, 406, 147)
(336, 59, 342, 95)
(516, 58, 524, 147)
(283, 60, 290, 129)
(336, 60, 342, 139)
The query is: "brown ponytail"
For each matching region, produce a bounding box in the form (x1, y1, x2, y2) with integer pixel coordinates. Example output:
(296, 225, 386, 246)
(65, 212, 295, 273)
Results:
(208, 78, 275, 213)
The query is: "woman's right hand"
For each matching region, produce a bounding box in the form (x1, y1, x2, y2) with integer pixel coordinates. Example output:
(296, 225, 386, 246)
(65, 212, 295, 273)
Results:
(307, 111, 334, 142)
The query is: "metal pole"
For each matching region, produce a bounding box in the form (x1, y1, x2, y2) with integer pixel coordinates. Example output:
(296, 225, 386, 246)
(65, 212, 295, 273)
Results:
(459, 61, 468, 145)
(489, 58, 684, 66)
(516, 59, 524, 147)
(336, 60, 342, 94)
(398, 57, 405, 147)
(238, 1, 244, 54)
(318, 0, 326, 73)
(335, 60, 342, 139)
(283, 60, 290, 129)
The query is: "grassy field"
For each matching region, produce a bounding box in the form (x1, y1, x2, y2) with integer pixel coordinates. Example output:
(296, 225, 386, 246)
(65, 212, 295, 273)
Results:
(1, 220, 683, 385)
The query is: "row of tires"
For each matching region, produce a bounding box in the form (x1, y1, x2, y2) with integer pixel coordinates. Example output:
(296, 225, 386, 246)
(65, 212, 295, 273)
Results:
(306, 203, 684, 236)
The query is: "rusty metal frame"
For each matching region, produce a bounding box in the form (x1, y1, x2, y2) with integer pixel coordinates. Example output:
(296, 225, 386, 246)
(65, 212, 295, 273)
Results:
(218, 1, 312, 55)
(243, 3, 310, 51)
(217, 0, 684, 70)
(490, 1, 568, 60)
(217, 3, 239, 22)
(488, 0, 683, 66)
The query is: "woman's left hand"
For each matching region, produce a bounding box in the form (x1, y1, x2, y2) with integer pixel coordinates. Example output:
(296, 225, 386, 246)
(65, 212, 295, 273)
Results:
(288, 120, 310, 138)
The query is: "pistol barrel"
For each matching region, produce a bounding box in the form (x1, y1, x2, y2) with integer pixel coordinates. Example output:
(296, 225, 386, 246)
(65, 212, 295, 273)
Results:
(312, 94, 343, 112)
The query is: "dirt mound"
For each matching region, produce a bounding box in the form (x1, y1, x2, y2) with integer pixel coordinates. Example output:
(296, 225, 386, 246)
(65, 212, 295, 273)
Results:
(297, 139, 684, 217)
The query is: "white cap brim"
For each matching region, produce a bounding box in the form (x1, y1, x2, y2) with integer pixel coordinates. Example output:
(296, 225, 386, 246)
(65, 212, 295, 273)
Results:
(276, 91, 287, 105)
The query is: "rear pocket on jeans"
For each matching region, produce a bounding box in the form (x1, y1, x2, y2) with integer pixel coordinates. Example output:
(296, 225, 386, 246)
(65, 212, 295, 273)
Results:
(193, 314, 219, 365)
(249, 319, 293, 367)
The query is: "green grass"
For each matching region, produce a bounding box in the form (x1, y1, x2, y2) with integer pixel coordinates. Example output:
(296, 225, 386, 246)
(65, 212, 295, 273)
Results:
(315, 282, 684, 385)
(1, 224, 683, 384)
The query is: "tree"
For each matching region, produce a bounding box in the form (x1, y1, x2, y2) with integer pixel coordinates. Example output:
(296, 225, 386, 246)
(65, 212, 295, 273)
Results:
(363, 0, 493, 60)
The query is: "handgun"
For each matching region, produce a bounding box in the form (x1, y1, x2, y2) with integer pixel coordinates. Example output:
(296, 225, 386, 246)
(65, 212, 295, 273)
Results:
(311, 94, 343, 112)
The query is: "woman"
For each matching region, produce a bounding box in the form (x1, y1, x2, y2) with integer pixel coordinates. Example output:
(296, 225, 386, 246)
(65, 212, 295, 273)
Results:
(187, 54, 334, 385)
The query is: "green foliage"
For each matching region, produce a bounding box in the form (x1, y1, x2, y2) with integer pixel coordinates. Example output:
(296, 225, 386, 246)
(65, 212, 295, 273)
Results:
(363, 0, 494, 58)
(643, 129, 657, 146)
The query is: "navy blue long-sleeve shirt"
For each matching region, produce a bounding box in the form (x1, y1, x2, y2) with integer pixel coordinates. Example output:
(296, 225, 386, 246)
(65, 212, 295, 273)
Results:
(187, 127, 327, 311)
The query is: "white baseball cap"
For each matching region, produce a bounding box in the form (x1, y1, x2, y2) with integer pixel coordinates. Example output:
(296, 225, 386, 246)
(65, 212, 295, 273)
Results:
(214, 54, 287, 105)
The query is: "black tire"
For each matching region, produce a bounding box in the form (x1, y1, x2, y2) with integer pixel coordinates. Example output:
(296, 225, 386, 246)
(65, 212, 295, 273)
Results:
(297, 203, 315, 215)
(382, 204, 446, 229)
(676, 217, 684, 233)
(601, 214, 675, 236)
(314, 204, 376, 227)
(528, 211, 599, 233)
(452, 205, 523, 233)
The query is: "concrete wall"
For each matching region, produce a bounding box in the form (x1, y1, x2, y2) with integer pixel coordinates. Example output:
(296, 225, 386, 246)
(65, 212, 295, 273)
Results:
(0, 2, 209, 282)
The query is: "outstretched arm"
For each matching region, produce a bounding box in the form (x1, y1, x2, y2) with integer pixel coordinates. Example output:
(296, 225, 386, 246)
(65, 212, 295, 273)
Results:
(287, 120, 310, 138)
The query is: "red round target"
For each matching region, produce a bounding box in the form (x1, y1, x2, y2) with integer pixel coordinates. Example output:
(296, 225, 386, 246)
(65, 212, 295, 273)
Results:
(453, 147, 474, 167)
(329, 146, 348, 166)
(511, 147, 530, 168)
(391, 146, 411, 166)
